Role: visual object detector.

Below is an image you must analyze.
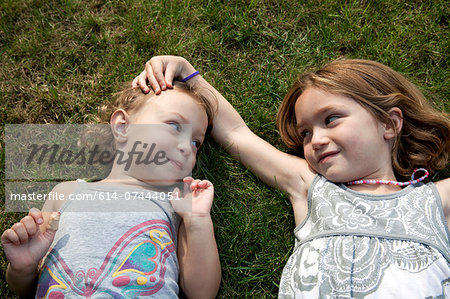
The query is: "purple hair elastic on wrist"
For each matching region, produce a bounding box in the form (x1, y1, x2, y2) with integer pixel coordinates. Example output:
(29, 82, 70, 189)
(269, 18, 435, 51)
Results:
(180, 71, 199, 82)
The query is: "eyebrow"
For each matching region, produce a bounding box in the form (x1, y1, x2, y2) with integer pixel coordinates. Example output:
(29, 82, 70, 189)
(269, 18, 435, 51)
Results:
(172, 112, 206, 139)
(296, 105, 342, 128)
(172, 112, 188, 123)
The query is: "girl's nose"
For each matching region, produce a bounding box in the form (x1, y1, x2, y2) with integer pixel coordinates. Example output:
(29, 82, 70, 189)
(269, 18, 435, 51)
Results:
(311, 129, 329, 149)
(177, 139, 192, 156)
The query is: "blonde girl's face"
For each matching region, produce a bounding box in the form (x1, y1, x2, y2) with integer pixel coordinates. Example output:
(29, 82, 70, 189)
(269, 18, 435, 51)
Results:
(123, 89, 208, 184)
(294, 87, 395, 183)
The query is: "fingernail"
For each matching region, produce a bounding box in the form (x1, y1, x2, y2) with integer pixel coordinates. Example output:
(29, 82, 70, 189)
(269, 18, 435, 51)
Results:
(37, 218, 43, 224)
(161, 84, 166, 90)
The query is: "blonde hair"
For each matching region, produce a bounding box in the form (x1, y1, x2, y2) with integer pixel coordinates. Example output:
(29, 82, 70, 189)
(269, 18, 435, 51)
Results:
(80, 81, 216, 157)
(277, 59, 450, 179)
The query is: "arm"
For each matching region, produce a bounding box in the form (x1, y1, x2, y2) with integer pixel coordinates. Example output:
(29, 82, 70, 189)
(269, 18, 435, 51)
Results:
(133, 56, 315, 197)
(173, 178, 221, 299)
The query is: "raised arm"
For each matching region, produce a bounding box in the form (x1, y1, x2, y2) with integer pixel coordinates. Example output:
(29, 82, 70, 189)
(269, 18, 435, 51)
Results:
(133, 56, 315, 198)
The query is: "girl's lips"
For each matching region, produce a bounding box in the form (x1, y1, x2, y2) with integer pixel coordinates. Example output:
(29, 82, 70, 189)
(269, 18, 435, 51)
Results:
(170, 160, 183, 170)
(318, 151, 339, 163)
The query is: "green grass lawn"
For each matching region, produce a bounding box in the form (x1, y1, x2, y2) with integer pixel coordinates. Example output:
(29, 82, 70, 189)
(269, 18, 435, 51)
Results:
(1, 0, 448, 298)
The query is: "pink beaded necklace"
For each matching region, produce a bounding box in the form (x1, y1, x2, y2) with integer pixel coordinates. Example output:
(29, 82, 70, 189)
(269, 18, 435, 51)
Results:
(346, 168, 429, 187)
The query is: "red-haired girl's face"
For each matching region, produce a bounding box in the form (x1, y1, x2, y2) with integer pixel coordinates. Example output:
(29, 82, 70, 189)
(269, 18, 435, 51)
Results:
(295, 87, 396, 183)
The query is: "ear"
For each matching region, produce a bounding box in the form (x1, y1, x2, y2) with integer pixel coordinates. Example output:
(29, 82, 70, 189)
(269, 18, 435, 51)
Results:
(383, 107, 403, 140)
(110, 109, 130, 143)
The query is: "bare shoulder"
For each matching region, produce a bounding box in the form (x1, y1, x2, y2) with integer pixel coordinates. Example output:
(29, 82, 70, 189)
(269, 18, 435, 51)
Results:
(434, 178, 450, 225)
(42, 181, 79, 212)
(51, 180, 80, 195)
(434, 178, 450, 204)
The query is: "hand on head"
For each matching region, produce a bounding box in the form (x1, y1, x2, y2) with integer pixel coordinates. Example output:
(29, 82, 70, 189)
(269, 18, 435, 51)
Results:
(132, 56, 196, 94)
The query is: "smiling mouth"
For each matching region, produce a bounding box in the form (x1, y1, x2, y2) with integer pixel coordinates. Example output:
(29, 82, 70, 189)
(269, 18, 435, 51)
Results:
(318, 152, 339, 163)
(170, 160, 183, 170)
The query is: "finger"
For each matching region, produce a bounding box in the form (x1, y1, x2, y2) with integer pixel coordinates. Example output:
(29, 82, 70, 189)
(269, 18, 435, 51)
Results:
(47, 212, 61, 232)
(131, 75, 139, 88)
(205, 180, 214, 189)
(150, 59, 167, 90)
(137, 71, 150, 94)
(191, 179, 202, 189)
(164, 63, 177, 88)
(12, 222, 29, 244)
(145, 61, 161, 94)
(28, 207, 43, 225)
(196, 180, 210, 189)
(183, 177, 194, 184)
(147, 71, 161, 94)
(199, 179, 213, 187)
(1, 229, 20, 246)
(20, 215, 38, 237)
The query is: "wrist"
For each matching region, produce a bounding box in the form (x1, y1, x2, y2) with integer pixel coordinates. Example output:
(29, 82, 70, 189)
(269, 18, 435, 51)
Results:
(179, 58, 197, 79)
(8, 262, 39, 276)
(181, 213, 212, 229)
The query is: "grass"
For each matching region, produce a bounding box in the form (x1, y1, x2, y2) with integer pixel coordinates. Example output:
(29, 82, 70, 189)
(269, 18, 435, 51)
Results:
(0, 0, 448, 297)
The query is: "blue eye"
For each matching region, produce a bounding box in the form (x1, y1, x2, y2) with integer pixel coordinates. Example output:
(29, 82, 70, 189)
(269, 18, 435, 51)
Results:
(169, 123, 182, 132)
(325, 115, 340, 125)
(191, 140, 201, 149)
(300, 130, 311, 139)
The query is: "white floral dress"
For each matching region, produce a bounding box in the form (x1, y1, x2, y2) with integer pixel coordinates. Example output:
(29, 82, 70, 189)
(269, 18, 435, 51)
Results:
(279, 175, 450, 298)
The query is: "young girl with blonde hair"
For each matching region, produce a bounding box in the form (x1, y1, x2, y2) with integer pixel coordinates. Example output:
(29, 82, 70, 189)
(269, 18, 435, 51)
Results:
(2, 81, 221, 298)
(134, 56, 449, 298)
